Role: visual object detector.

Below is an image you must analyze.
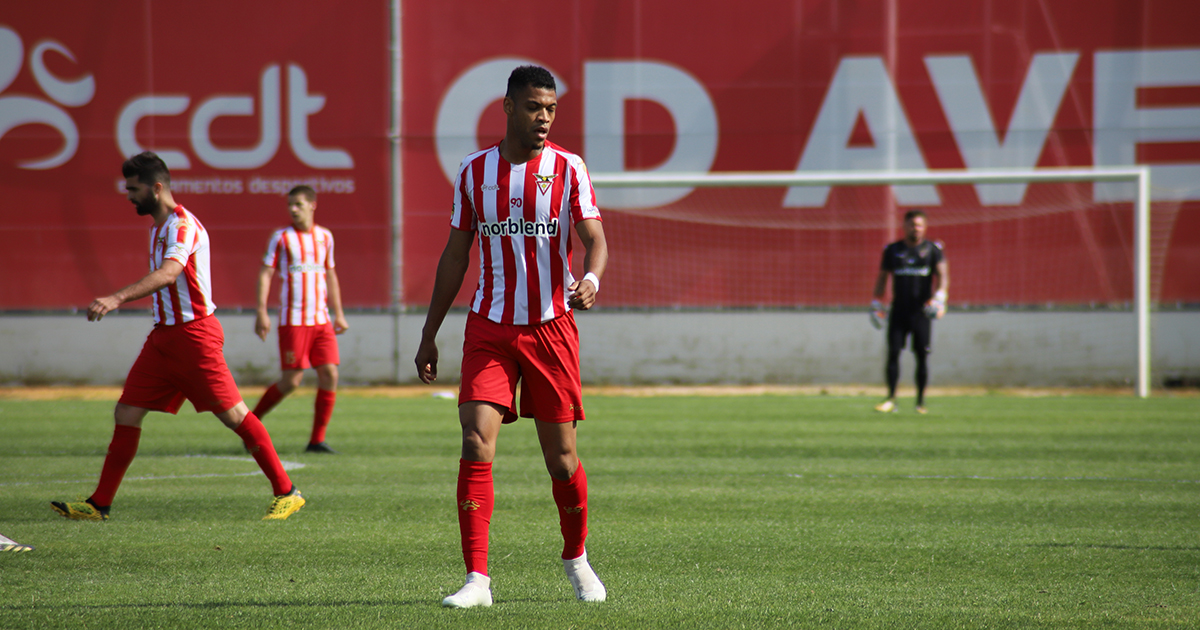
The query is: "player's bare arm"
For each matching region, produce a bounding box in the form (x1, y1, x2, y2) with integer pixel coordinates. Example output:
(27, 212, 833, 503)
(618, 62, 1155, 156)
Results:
(567, 219, 608, 311)
(326, 267, 350, 334)
(415, 228, 475, 383)
(934, 259, 949, 296)
(926, 258, 950, 319)
(87, 260, 184, 321)
(254, 264, 275, 340)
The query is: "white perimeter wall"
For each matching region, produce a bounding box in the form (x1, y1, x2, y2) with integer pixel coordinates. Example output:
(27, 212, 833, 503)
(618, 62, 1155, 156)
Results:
(1, 311, 1197, 389)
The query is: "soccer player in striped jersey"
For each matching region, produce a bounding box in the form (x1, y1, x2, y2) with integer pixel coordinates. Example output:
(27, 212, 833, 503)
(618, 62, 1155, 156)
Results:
(415, 65, 609, 608)
(872, 209, 949, 414)
(251, 186, 349, 453)
(51, 151, 304, 522)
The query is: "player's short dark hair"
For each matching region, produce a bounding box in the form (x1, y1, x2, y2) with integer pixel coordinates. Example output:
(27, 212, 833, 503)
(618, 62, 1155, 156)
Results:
(904, 209, 927, 222)
(506, 65, 556, 98)
(121, 151, 171, 187)
(288, 185, 317, 202)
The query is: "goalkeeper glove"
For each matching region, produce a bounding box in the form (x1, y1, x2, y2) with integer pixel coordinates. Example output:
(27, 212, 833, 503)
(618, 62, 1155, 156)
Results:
(869, 300, 887, 330)
(924, 290, 947, 319)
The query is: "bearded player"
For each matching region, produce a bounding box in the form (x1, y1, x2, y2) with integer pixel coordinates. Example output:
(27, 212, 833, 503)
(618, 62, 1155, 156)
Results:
(415, 65, 609, 608)
(52, 151, 304, 522)
(871, 209, 949, 414)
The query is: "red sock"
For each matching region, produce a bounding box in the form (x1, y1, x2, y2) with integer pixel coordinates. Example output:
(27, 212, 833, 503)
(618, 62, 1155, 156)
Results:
(552, 460, 588, 560)
(457, 459, 494, 576)
(90, 424, 141, 507)
(252, 384, 285, 419)
(311, 389, 335, 444)
(233, 412, 292, 495)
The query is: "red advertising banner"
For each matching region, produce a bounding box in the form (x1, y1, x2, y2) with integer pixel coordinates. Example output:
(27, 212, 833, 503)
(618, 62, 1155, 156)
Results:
(4, 2, 1199, 312)
(0, 2, 390, 310)
(401, 0, 1200, 308)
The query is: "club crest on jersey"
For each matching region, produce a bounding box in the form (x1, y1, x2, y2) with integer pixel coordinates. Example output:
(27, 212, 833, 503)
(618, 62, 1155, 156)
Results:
(534, 173, 557, 195)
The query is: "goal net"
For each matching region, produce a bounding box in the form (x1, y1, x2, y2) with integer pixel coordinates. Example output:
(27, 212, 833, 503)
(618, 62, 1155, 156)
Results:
(588, 168, 1158, 397)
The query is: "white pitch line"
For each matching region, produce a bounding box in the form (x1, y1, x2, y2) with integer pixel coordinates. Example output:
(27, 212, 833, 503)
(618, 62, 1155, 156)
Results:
(0, 454, 305, 487)
(787, 473, 1200, 484)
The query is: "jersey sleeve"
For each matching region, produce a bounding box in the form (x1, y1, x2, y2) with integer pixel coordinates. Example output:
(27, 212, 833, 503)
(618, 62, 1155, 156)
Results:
(262, 229, 284, 268)
(932, 240, 945, 266)
(567, 155, 602, 224)
(162, 215, 197, 266)
(450, 159, 478, 232)
(879, 244, 894, 271)
(323, 228, 336, 269)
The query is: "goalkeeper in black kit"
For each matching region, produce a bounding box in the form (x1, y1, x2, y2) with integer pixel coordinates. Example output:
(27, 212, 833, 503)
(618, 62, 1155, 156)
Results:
(870, 209, 949, 414)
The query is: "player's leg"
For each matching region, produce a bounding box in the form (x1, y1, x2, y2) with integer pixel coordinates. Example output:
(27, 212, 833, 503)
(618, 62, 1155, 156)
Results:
(912, 314, 933, 413)
(305, 325, 340, 452)
(217, 402, 304, 519)
(303, 364, 338, 452)
(54, 330, 183, 521)
(443, 400, 505, 609)
(444, 313, 519, 608)
(254, 325, 310, 418)
(252, 369, 303, 419)
(51, 403, 150, 521)
(520, 313, 605, 602)
(534, 419, 604, 602)
(179, 317, 301, 518)
(877, 315, 906, 412)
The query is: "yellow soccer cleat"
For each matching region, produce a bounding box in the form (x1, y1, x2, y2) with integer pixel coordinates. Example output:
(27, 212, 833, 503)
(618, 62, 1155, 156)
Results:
(874, 399, 897, 413)
(263, 487, 305, 520)
(51, 500, 109, 521)
(915, 406, 928, 415)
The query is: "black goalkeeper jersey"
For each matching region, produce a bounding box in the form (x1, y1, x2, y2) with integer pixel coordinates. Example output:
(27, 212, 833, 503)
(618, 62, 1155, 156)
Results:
(880, 239, 944, 314)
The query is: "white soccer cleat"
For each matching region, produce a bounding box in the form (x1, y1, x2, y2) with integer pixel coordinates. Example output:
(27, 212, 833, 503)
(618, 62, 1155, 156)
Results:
(442, 572, 492, 608)
(874, 399, 896, 413)
(563, 550, 606, 602)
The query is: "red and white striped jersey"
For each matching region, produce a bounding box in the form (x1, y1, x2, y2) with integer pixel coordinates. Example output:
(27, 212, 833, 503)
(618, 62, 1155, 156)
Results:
(451, 141, 602, 325)
(149, 205, 216, 325)
(262, 225, 336, 326)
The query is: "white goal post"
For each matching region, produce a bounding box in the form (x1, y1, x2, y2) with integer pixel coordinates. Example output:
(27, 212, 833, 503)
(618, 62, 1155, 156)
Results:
(590, 167, 1153, 398)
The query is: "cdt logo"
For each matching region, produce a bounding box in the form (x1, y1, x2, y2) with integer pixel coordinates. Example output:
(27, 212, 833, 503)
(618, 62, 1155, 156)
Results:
(0, 25, 95, 169)
(117, 64, 353, 171)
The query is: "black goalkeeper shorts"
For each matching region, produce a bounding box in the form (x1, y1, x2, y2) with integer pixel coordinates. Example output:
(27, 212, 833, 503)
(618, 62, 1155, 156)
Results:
(887, 308, 932, 355)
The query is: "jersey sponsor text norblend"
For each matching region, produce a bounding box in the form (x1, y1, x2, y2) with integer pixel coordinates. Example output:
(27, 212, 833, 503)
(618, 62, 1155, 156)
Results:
(479, 216, 560, 238)
(288, 263, 326, 274)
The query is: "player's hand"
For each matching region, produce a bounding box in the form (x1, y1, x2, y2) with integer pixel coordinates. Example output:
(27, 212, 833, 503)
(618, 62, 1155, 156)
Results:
(87, 295, 121, 321)
(924, 298, 946, 320)
(415, 338, 439, 384)
(254, 311, 271, 341)
(333, 315, 350, 335)
(568, 278, 598, 310)
(869, 300, 887, 330)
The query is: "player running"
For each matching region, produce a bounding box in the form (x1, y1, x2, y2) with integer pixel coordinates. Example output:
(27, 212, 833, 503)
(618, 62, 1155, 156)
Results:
(871, 209, 949, 414)
(415, 65, 609, 608)
(52, 151, 304, 522)
(251, 185, 349, 454)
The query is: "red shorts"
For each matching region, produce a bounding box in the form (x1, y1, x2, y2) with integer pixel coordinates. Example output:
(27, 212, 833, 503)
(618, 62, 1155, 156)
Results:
(459, 310, 584, 424)
(278, 323, 339, 370)
(118, 316, 243, 414)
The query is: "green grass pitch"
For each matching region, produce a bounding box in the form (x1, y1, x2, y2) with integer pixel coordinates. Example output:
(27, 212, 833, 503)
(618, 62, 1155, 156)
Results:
(1, 391, 1198, 629)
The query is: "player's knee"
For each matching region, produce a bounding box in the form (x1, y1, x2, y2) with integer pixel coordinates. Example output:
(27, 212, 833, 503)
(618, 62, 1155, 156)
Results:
(277, 372, 303, 393)
(460, 430, 495, 462)
(544, 455, 577, 481)
(316, 365, 338, 390)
